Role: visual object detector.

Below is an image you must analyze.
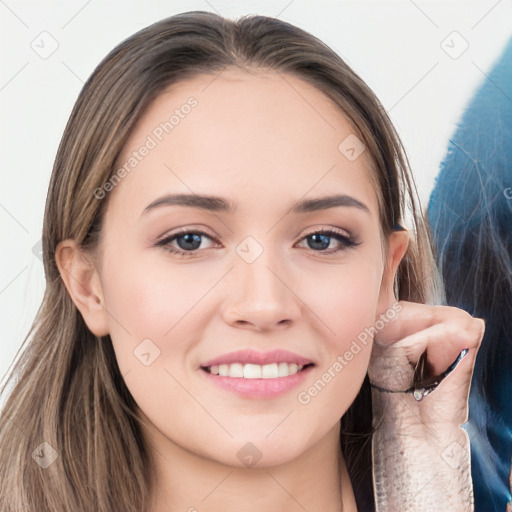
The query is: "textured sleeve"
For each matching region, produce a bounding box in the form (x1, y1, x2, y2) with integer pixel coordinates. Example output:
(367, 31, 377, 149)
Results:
(371, 387, 474, 512)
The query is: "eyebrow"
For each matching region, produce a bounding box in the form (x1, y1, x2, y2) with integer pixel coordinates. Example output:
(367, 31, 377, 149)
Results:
(141, 193, 370, 217)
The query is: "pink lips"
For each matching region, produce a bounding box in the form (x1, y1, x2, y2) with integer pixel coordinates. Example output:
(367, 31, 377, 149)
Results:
(200, 349, 313, 368)
(200, 365, 314, 399)
(198, 349, 315, 399)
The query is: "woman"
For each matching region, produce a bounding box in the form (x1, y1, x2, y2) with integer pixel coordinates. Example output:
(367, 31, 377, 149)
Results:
(0, 11, 483, 511)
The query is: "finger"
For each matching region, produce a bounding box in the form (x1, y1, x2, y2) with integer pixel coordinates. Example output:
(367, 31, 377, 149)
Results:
(376, 316, 484, 375)
(376, 301, 484, 348)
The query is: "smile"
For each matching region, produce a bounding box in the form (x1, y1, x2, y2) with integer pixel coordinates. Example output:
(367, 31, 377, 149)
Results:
(203, 362, 313, 379)
(199, 362, 315, 399)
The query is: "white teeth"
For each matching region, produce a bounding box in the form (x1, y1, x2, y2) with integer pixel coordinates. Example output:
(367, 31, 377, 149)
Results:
(206, 362, 305, 378)
(229, 363, 244, 378)
(278, 362, 289, 377)
(262, 363, 278, 378)
(243, 364, 262, 379)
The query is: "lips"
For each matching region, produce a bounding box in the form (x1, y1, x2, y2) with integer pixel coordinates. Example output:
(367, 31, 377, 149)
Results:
(199, 358, 315, 399)
(200, 349, 314, 368)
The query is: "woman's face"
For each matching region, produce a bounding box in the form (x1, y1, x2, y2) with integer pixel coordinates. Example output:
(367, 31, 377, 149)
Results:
(85, 68, 404, 467)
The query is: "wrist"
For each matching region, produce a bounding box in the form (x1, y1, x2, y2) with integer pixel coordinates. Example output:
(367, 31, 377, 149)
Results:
(371, 386, 469, 442)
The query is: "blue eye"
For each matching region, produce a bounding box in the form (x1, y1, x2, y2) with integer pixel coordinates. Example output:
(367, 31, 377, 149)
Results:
(155, 228, 360, 257)
(155, 229, 217, 257)
(298, 229, 360, 253)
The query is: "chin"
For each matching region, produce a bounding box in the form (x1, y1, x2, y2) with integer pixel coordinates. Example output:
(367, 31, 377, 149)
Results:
(209, 435, 310, 470)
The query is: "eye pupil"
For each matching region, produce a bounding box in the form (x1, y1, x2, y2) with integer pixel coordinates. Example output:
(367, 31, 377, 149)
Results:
(308, 233, 330, 250)
(177, 233, 202, 251)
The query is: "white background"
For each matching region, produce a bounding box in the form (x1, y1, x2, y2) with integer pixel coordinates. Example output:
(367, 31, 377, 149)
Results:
(1, 0, 511, 388)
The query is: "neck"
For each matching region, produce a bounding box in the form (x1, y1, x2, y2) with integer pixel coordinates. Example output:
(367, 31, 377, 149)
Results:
(144, 420, 358, 512)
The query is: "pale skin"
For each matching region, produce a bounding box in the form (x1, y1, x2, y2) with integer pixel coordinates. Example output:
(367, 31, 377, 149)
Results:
(56, 68, 484, 511)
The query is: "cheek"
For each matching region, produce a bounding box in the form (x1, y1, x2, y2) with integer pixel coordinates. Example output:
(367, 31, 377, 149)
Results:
(99, 249, 204, 374)
(299, 250, 382, 384)
(301, 253, 383, 344)
(292, 270, 378, 432)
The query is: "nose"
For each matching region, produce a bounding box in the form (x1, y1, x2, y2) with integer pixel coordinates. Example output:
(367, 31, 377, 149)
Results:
(221, 248, 301, 332)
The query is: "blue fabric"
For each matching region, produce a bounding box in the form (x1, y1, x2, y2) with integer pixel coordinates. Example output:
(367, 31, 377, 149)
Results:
(428, 37, 512, 511)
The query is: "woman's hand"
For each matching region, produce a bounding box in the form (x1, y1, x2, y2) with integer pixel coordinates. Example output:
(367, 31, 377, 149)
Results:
(368, 297, 484, 512)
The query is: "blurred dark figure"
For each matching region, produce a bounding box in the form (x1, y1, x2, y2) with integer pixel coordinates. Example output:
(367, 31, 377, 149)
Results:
(428, 37, 512, 511)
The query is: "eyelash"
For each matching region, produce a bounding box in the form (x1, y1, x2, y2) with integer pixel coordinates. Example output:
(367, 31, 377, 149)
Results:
(154, 227, 361, 258)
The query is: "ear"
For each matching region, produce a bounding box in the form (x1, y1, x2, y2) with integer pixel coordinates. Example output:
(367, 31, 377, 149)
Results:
(376, 229, 409, 317)
(55, 239, 110, 337)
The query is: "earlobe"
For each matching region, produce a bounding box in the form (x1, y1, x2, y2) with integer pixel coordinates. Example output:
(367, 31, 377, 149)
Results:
(55, 239, 110, 337)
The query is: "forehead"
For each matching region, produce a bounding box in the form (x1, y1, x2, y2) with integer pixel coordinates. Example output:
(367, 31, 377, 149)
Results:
(108, 68, 379, 222)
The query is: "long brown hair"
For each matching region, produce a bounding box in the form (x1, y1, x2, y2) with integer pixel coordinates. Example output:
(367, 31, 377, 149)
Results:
(0, 11, 440, 511)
